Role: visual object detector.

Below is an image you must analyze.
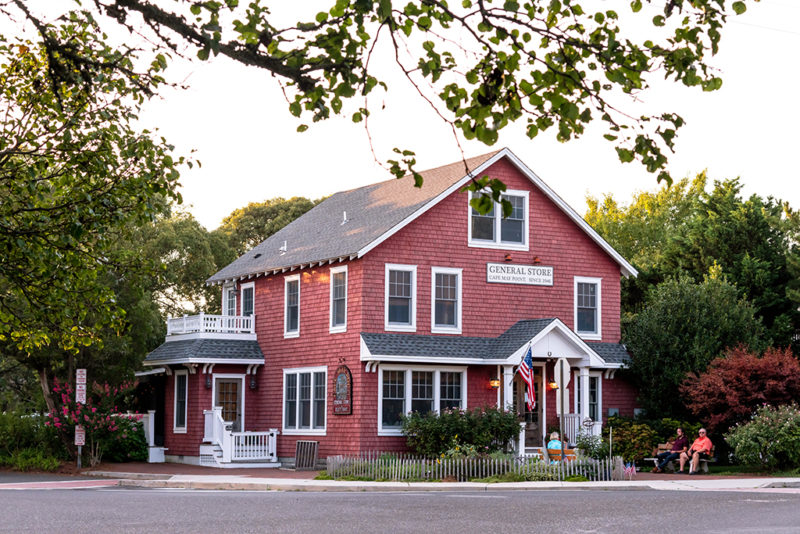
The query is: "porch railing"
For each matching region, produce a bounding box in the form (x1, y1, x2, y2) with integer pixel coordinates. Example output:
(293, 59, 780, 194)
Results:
(167, 313, 255, 336)
(203, 407, 278, 463)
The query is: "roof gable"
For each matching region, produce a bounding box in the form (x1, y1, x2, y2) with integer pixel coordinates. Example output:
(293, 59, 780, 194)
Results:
(208, 148, 636, 284)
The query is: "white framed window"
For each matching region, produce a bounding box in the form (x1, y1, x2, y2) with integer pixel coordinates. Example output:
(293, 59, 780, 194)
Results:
(284, 274, 300, 338)
(468, 190, 529, 251)
(240, 282, 254, 317)
(378, 365, 467, 435)
(431, 267, 462, 334)
(329, 265, 347, 333)
(173, 370, 188, 433)
(574, 276, 601, 339)
(283, 366, 327, 435)
(384, 264, 417, 332)
(574, 371, 602, 423)
(222, 284, 236, 316)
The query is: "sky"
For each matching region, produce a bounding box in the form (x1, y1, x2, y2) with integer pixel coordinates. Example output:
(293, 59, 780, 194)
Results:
(130, 0, 799, 230)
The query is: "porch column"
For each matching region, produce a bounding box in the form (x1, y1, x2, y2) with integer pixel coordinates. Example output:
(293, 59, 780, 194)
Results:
(502, 365, 514, 411)
(579, 367, 590, 421)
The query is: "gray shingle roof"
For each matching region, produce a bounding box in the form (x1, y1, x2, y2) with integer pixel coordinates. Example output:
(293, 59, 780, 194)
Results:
(362, 319, 557, 361)
(585, 342, 631, 365)
(207, 151, 501, 284)
(144, 339, 265, 364)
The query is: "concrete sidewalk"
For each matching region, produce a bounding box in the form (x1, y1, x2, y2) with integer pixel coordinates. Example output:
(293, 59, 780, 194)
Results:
(84, 463, 800, 493)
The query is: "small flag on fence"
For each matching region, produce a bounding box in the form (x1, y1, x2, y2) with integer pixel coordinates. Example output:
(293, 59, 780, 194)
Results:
(517, 345, 536, 411)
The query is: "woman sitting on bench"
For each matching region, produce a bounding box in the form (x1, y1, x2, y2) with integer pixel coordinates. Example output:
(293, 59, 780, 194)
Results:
(679, 428, 713, 475)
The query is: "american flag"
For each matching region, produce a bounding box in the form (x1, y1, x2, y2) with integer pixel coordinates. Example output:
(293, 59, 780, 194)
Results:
(517, 345, 536, 411)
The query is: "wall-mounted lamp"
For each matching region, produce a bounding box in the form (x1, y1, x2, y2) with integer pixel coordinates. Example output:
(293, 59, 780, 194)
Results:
(532, 256, 541, 264)
(548, 379, 559, 390)
(205, 375, 212, 389)
(503, 253, 512, 262)
(489, 378, 501, 389)
(249, 375, 258, 390)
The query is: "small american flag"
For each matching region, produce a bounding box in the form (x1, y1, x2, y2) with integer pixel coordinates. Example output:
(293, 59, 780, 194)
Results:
(517, 345, 536, 411)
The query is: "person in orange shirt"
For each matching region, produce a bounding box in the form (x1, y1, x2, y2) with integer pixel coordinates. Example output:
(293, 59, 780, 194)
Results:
(679, 428, 713, 474)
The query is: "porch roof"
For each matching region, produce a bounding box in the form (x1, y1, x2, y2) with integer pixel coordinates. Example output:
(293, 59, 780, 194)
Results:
(360, 319, 629, 367)
(143, 338, 265, 366)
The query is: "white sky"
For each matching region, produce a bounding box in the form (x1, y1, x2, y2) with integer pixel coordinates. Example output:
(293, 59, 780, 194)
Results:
(97, 2, 800, 229)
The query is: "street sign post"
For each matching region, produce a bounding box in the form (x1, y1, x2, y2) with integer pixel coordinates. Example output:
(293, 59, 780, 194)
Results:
(75, 369, 87, 468)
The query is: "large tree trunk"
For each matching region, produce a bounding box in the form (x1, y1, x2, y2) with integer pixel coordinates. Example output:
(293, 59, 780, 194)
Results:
(38, 368, 55, 414)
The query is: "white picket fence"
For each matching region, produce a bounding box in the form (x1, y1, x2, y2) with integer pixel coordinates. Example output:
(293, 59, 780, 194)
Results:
(326, 452, 628, 482)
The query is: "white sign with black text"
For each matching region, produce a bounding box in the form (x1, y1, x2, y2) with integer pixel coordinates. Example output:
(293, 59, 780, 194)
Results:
(486, 263, 554, 286)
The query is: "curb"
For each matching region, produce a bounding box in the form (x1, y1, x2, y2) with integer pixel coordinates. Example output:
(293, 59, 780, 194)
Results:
(85, 471, 171, 481)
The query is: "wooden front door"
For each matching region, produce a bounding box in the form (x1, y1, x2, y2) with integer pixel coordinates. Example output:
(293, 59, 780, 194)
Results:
(214, 378, 242, 432)
(514, 374, 543, 449)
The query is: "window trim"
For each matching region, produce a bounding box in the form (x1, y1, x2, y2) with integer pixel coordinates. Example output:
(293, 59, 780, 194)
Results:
(284, 274, 300, 338)
(173, 370, 188, 434)
(384, 263, 417, 332)
(430, 266, 462, 334)
(573, 371, 602, 423)
(329, 265, 348, 334)
(282, 366, 327, 436)
(211, 373, 246, 432)
(222, 284, 237, 316)
(574, 276, 602, 340)
(467, 189, 530, 251)
(240, 281, 255, 317)
(377, 365, 468, 436)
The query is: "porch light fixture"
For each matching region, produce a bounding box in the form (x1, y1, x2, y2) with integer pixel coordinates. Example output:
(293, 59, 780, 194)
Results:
(489, 378, 501, 389)
(205, 375, 212, 389)
(249, 375, 258, 390)
(548, 378, 559, 390)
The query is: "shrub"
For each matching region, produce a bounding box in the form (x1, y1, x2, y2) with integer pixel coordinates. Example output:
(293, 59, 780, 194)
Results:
(0, 412, 63, 459)
(682, 346, 800, 433)
(401, 406, 519, 457)
(644, 418, 702, 444)
(725, 404, 800, 471)
(0, 449, 61, 472)
(103, 417, 148, 462)
(575, 431, 609, 460)
(603, 416, 658, 463)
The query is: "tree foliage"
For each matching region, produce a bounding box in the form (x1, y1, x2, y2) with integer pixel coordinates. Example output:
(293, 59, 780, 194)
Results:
(587, 176, 800, 348)
(3, 0, 756, 204)
(623, 275, 766, 418)
(214, 197, 318, 257)
(681, 346, 800, 433)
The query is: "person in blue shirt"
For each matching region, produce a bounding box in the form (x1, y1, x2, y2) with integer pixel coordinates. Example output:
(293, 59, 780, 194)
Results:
(546, 431, 562, 450)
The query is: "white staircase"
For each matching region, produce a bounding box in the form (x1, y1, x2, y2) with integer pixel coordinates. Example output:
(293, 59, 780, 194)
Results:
(202, 407, 280, 468)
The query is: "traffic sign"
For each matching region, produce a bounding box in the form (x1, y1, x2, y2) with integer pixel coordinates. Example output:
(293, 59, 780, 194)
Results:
(74, 425, 85, 446)
(76, 368, 87, 384)
(76, 383, 86, 404)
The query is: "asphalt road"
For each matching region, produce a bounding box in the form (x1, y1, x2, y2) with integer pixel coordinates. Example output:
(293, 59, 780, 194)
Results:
(1, 487, 799, 533)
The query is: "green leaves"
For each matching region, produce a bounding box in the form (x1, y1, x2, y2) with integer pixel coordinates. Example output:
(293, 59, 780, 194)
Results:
(732, 2, 747, 15)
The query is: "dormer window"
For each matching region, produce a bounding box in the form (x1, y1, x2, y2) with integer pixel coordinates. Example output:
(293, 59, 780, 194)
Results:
(468, 190, 529, 250)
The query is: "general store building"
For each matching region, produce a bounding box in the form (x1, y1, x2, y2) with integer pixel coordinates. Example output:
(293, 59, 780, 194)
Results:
(142, 148, 639, 466)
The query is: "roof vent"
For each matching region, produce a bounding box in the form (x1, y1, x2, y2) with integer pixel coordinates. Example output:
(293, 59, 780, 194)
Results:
(253, 253, 262, 259)
(341, 211, 348, 225)
(279, 240, 287, 255)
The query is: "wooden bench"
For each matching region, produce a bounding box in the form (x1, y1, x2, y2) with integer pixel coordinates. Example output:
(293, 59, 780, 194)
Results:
(645, 444, 716, 473)
(545, 448, 577, 462)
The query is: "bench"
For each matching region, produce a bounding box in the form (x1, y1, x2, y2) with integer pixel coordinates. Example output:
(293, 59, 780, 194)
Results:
(545, 448, 577, 462)
(645, 444, 716, 473)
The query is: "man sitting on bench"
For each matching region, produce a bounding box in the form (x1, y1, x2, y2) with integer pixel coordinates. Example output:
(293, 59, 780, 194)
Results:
(653, 427, 688, 473)
(680, 428, 713, 475)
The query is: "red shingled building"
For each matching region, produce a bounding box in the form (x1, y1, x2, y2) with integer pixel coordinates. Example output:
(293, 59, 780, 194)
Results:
(143, 148, 639, 466)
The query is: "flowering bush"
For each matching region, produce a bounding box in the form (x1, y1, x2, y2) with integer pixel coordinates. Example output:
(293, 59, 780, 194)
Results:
(725, 404, 800, 471)
(45, 378, 142, 466)
(603, 416, 658, 463)
(401, 406, 519, 457)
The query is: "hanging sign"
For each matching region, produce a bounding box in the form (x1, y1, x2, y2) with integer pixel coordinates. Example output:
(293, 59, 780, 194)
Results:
(76, 383, 87, 404)
(333, 365, 352, 415)
(486, 263, 554, 286)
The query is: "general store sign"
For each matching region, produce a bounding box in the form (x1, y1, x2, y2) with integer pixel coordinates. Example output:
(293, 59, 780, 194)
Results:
(486, 263, 554, 286)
